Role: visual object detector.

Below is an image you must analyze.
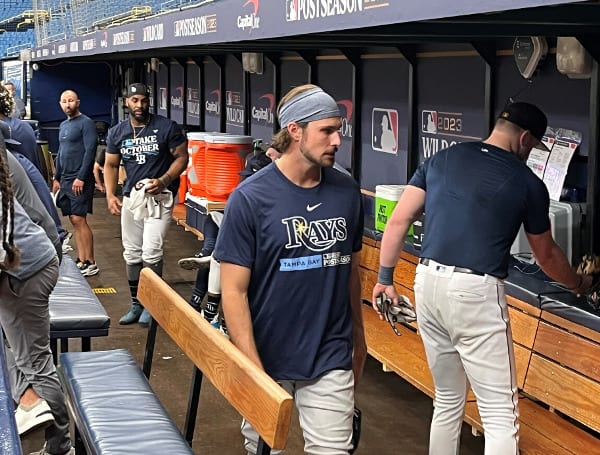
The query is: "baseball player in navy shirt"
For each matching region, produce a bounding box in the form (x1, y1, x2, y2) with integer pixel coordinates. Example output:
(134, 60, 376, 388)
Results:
(215, 84, 366, 454)
(104, 83, 187, 326)
(373, 102, 591, 455)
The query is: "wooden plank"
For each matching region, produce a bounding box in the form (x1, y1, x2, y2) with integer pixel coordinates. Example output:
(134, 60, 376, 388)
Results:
(506, 294, 541, 318)
(464, 401, 484, 433)
(362, 305, 434, 397)
(400, 250, 419, 265)
(393, 258, 416, 290)
(362, 236, 378, 248)
(514, 344, 532, 390)
(359, 243, 380, 272)
(508, 307, 539, 349)
(361, 188, 375, 197)
(519, 398, 600, 455)
(172, 203, 186, 220)
(465, 397, 600, 454)
(524, 354, 600, 433)
(171, 203, 204, 240)
(541, 311, 600, 345)
(534, 322, 600, 383)
(362, 305, 476, 401)
(137, 269, 292, 450)
(360, 267, 377, 304)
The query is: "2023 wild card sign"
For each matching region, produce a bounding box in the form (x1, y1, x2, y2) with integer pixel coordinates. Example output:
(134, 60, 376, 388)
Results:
(417, 56, 487, 164)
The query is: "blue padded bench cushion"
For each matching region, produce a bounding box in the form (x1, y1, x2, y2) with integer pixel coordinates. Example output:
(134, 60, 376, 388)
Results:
(0, 338, 22, 455)
(58, 349, 194, 455)
(506, 258, 600, 332)
(50, 255, 110, 336)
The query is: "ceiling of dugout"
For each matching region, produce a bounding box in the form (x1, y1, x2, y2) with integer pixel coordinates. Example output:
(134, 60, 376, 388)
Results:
(28, 0, 600, 63)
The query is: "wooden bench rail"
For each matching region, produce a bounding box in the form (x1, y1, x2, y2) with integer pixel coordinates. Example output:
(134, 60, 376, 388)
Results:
(138, 269, 293, 450)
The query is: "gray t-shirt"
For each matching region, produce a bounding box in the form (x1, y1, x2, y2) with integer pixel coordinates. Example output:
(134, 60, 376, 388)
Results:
(6, 199, 57, 281)
(6, 150, 61, 260)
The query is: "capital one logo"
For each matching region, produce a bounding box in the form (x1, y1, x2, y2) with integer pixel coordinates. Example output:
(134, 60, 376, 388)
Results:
(252, 93, 274, 124)
(171, 86, 184, 108)
(337, 99, 353, 138)
(206, 89, 220, 115)
(282, 216, 348, 252)
(238, 0, 260, 31)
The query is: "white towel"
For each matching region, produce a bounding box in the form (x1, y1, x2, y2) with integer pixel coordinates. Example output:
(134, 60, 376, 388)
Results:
(129, 179, 174, 221)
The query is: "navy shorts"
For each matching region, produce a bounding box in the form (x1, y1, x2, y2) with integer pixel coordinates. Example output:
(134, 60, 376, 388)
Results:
(57, 179, 95, 216)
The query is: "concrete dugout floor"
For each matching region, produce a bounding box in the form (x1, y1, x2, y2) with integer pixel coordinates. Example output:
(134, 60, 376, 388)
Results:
(21, 196, 485, 455)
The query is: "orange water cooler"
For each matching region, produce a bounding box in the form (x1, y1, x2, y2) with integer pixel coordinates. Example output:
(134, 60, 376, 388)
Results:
(187, 132, 210, 197)
(204, 134, 253, 202)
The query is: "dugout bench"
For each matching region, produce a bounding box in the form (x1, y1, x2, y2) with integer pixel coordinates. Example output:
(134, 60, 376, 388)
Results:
(49, 255, 110, 364)
(360, 236, 600, 454)
(57, 269, 292, 455)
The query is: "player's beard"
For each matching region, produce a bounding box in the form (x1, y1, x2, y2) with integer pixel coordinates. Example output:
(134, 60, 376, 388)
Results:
(130, 108, 149, 124)
(300, 141, 337, 168)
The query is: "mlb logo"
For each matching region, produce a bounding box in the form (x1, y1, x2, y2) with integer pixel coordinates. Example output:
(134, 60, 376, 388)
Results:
(226, 91, 233, 105)
(372, 108, 398, 154)
(286, 0, 298, 21)
(422, 110, 438, 134)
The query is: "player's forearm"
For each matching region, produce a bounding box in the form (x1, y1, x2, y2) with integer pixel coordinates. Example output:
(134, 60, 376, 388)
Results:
(379, 218, 410, 268)
(103, 163, 119, 198)
(221, 290, 263, 369)
(536, 241, 581, 290)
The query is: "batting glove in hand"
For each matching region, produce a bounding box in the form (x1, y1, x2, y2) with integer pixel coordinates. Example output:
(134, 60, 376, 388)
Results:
(376, 293, 417, 336)
(576, 254, 600, 311)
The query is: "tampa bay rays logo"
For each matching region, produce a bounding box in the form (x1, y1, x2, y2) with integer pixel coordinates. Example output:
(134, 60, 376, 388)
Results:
(282, 216, 347, 252)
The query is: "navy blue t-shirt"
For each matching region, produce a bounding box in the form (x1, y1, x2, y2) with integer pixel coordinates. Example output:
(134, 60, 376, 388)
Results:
(409, 141, 550, 278)
(56, 114, 98, 182)
(106, 114, 186, 196)
(214, 163, 364, 381)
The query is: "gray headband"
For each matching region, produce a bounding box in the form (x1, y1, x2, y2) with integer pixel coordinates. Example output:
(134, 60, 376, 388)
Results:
(278, 87, 341, 128)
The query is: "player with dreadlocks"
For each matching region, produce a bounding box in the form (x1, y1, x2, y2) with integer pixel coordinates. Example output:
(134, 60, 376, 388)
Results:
(0, 134, 19, 270)
(0, 130, 74, 455)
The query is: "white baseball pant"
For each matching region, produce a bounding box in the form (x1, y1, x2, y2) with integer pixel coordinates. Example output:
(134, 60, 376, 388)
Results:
(242, 369, 354, 454)
(414, 260, 519, 455)
(121, 195, 173, 265)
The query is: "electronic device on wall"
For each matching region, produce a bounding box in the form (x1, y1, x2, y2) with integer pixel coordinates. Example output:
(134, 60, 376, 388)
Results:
(513, 36, 548, 79)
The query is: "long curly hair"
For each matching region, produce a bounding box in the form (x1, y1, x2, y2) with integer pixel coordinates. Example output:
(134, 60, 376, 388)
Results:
(0, 137, 20, 270)
(0, 83, 15, 117)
